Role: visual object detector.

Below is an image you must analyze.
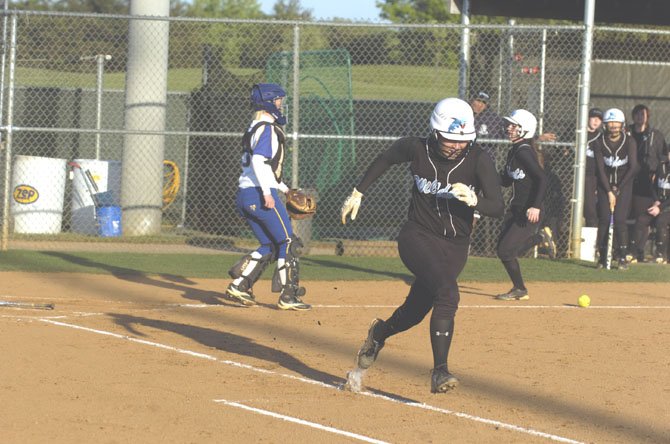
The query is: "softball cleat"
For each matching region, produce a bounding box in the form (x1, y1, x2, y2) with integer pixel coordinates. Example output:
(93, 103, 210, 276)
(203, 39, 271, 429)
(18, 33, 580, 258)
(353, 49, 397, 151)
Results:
(224, 283, 257, 306)
(356, 318, 386, 370)
(495, 288, 529, 301)
(431, 365, 459, 393)
(277, 291, 311, 311)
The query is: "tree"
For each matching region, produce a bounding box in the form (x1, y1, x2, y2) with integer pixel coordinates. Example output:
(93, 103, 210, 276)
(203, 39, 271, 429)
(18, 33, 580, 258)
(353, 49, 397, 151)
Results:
(186, 0, 264, 19)
(52, 0, 128, 13)
(272, 0, 312, 20)
(377, 0, 459, 24)
(9, 0, 53, 9)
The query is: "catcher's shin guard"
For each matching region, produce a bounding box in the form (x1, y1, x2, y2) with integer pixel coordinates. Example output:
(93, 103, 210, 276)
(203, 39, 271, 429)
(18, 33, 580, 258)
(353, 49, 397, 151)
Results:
(272, 236, 304, 293)
(229, 252, 273, 291)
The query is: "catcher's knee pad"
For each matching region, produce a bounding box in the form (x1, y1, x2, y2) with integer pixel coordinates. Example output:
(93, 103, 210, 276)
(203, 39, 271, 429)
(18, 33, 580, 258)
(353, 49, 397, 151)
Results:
(271, 236, 303, 293)
(229, 252, 273, 291)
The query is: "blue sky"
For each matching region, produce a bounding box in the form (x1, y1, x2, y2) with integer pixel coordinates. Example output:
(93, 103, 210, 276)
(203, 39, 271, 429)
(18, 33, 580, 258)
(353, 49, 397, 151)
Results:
(258, 0, 382, 21)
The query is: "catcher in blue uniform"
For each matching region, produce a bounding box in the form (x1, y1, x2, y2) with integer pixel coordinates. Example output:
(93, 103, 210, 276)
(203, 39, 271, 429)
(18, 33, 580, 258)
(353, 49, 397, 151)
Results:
(225, 83, 310, 311)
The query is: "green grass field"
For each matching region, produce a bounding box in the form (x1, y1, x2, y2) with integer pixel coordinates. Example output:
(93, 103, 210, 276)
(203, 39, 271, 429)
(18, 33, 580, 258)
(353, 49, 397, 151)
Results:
(0, 250, 667, 282)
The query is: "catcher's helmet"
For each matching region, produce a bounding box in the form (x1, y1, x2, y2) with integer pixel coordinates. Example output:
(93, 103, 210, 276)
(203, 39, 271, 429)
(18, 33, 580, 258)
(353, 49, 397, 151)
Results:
(430, 98, 476, 141)
(251, 83, 287, 124)
(503, 109, 537, 139)
(602, 108, 625, 123)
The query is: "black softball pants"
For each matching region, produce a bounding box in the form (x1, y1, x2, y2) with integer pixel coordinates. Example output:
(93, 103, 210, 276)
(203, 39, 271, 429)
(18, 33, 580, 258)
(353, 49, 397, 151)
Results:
(380, 220, 469, 368)
(634, 209, 670, 259)
(596, 183, 633, 260)
(583, 175, 598, 227)
(496, 209, 541, 290)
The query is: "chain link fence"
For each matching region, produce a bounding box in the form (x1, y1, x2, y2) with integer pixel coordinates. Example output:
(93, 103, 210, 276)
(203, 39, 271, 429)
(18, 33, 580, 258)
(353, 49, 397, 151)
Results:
(1, 11, 669, 257)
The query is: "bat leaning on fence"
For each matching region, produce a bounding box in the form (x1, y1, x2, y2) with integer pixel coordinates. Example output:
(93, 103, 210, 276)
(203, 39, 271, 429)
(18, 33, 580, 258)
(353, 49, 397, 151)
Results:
(0, 300, 55, 310)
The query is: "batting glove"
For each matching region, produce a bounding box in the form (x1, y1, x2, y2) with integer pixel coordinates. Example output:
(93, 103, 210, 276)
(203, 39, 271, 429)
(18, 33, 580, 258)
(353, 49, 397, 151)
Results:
(450, 182, 478, 207)
(341, 188, 363, 224)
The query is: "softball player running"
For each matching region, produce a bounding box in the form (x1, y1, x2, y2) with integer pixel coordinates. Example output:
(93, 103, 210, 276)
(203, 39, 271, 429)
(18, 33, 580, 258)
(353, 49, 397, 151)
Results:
(225, 83, 310, 311)
(593, 108, 639, 270)
(495, 109, 556, 301)
(341, 98, 504, 393)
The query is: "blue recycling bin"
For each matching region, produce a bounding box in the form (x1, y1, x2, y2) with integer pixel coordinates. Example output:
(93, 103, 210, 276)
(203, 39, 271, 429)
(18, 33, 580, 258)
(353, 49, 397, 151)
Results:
(96, 206, 122, 237)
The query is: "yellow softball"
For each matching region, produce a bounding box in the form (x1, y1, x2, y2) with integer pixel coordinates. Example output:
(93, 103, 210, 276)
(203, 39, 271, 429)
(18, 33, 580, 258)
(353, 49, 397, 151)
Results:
(578, 294, 590, 308)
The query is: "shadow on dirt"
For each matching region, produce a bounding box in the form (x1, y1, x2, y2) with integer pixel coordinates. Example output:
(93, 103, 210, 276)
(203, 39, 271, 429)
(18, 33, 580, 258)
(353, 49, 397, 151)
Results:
(110, 313, 344, 385)
(41, 251, 232, 306)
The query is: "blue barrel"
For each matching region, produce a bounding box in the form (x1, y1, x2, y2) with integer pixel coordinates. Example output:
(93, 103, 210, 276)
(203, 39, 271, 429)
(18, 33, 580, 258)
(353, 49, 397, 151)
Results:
(96, 206, 122, 237)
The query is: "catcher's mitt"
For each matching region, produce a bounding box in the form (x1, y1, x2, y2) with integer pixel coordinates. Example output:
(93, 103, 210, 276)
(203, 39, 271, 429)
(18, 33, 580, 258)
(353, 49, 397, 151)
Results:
(286, 188, 317, 220)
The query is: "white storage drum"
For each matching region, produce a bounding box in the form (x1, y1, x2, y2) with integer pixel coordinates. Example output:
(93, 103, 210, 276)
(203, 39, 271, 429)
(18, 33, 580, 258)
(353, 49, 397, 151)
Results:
(70, 159, 122, 235)
(11, 155, 67, 234)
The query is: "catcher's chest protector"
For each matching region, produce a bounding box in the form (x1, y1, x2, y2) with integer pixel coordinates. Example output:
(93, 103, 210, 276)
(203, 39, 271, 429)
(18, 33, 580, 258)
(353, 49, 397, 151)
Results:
(242, 121, 286, 182)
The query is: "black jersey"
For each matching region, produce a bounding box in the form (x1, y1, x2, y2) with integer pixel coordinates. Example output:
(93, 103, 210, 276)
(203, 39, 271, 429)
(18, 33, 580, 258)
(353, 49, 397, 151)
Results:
(630, 125, 668, 197)
(629, 125, 667, 175)
(585, 129, 602, 176)
(652, 162, 670, 211)
(355, 136, 504, 239)
(593, 132, 638, 191)
(501, 140, 547, 211)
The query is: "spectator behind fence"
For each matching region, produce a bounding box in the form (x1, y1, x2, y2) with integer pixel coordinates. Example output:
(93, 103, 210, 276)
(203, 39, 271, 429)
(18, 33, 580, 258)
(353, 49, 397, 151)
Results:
(470, 91, 505, 142)
(583, 107, 604, 227)
(632, 150, 670, 264)
(628, 104, 668, 260)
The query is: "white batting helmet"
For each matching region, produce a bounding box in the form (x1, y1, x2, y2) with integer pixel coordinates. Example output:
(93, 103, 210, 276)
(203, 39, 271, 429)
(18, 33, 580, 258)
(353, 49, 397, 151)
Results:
(503, 109, 537, 139)
(603, 108, 625, 124)
(430, 98, 476, 141)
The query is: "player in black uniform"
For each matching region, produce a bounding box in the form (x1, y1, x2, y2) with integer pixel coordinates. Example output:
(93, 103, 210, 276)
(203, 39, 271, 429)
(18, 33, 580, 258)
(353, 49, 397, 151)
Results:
(593, 108, 639, 270)
(340, 98, 504, 393)
(584, 108, 604, 227)
(632, 151, 670, 264)
(495, 109, 556, 301)
(628, 104, 668, 261)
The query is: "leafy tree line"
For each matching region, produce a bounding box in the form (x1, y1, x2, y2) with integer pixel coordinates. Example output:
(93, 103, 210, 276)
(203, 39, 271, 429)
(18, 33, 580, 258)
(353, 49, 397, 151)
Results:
(8, 0, 668, 76)
(8, 0, 468, 74)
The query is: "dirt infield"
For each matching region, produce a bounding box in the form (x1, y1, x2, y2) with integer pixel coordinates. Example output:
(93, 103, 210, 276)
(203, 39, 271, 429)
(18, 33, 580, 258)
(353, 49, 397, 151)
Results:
(1, 272, 668, 443)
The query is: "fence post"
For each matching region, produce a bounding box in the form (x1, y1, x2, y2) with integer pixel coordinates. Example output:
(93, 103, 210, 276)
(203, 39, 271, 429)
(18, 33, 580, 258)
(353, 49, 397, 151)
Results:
(290, 24, 300, 189)
(458, 0, 470, 100)
(570, 0, 595, 259)
(1, 14, 16, 251)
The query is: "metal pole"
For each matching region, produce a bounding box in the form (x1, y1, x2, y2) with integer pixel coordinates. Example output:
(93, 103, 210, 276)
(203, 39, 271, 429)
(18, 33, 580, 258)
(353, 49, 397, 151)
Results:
(290, 24, 300, 189)
(178, 106, 190, 229)
(570, 0, 596, 258)
(506, 19, 516, 113)
(0, 0, 9, 130)
(458, 0, 470, 100)
(122, 0, 170, 236)
(497, 36, 503, 112)
(95, 54, 111, 160)
(538, 28, 547, 135)
(1, 14, 16, 251)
